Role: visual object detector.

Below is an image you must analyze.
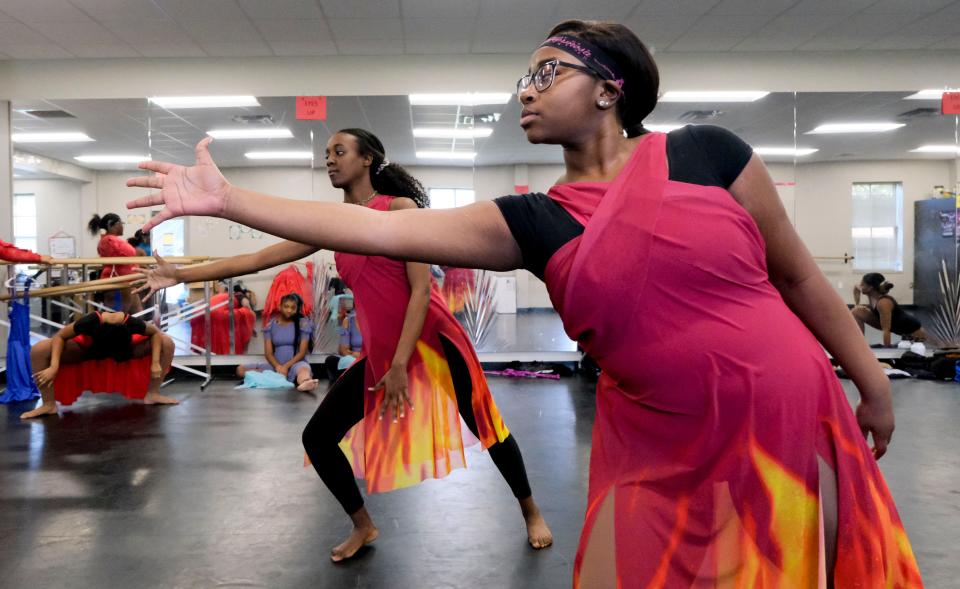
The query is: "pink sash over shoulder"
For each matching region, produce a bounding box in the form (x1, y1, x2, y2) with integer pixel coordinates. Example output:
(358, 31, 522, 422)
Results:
(542, 133, 922, 587)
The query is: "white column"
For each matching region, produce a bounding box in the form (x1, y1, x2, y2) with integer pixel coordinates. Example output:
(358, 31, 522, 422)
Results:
(0, 100, 12, 240)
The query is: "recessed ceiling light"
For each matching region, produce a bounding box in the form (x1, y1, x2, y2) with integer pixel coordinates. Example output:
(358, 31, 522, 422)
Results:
(910, 145, 960, 154)
(412, 128, 493, 139)
(149, 96, 260, 109)
(904, 89, 960, 100)
(806, 122, 904, 134)
(659, 91, 769, 102)
(75, 155, 148, 163)
(12, 132, 94, 143)
(245, 151, 313, 160)
(409, 93, 512, 106)
(644, 124, 684, 133)
(754, 147, 819, 157)
(415, 151, 476, 160)
(207, 128, 293, 139)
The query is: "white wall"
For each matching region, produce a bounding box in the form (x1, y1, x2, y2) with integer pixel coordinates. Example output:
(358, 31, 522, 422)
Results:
(12, 179, 84, 257)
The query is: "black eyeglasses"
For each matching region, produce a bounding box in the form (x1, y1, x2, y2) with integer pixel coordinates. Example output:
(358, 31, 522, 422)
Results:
(517, 59, 599, 95)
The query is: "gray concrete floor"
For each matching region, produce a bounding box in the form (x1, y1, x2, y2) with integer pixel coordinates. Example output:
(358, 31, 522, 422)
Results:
(0, 374, 956, 588)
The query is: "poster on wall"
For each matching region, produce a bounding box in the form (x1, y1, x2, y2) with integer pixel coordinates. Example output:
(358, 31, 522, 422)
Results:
(48, 231, 76, 258)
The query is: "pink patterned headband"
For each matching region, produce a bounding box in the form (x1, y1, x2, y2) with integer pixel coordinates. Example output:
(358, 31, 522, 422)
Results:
(539, 35, 625, 92)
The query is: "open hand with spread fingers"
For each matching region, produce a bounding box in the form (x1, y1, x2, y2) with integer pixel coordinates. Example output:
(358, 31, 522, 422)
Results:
(126, 138, 232, 233)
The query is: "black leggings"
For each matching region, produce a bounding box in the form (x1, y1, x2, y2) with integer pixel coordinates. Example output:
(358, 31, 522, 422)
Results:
(302, 337, 532, 515)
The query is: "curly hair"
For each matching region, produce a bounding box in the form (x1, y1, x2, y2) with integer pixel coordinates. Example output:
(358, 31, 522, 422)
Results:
(338, 128, 430, 208)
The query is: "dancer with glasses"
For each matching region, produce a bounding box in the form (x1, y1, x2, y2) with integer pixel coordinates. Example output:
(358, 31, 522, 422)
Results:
(128, 20, 921, 588)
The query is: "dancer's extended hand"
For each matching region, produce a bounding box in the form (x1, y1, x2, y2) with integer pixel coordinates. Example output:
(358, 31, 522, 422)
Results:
(133, 254, 179, 302)
(372, 364, 413, 423)
(126, 138, 231, 233)
(856, 391, 894, 460)
(34, 367, 58, 389)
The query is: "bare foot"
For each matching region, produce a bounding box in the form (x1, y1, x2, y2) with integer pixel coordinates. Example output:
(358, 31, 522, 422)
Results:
(297, 378, 319, 392)
(525, 511, 553, 549)
(330, 525, 379, 562)
(20, 403, 58, 419)
(144, 393, 179, 405)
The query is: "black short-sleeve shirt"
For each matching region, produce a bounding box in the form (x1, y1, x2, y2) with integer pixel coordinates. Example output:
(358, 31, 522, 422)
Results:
(73, 312, 148, 361)
(495, 125, 753, 279)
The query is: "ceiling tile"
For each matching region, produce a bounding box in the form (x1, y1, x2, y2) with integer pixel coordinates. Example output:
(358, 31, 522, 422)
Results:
(798, 35, 873, 51)
(237, 0, 323, 19)
(66, 43, 141, 58)
(103, 20, 195, 46)
(153, 0, 247, 21)
(758, 12, 838, 35)
(0, 44, 75, 58)
(179, 19, 264, 43)
(0, 22, 55, 44)
(406, 37, 472, 54)
(554, 0, 639, 20)
(666, 34, 744, 51)
(0, 0, 92, 22)
(328, 18, 403, 40)
(72, 0, 170, 21)
(198, 41, 274, 57)
(335, 38, 404, 55)
(255, 19, 332, 42)
(863, 0, 956, 14)
(478, 0, 560, 19)
(687, 14, 775, 36)
(710, 0, 800, 14)
(267, 40, 339, 56)
(133, 42, 207, 57)
(633, 0, 721, 17)
(402, 0, 481, 19)
(731, 35, 813, 51)
(28, 20, 124, 45)
(471, 16, 554, 53)
(784, 0, 877, 16)
(319, 0, 401, 19)
(863, 35, 945, 50)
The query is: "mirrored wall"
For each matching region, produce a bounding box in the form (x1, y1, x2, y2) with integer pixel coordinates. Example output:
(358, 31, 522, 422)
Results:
(7, 88, 959, 364)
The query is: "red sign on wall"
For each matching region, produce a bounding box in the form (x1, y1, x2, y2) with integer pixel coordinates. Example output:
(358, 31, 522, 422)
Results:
(514, 184, 530, 194)
(296, 96, 327, 120)
(942, 92, 960, 115)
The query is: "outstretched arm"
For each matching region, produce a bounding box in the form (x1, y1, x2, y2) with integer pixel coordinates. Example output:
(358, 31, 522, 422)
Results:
(730, 154, 894, 459)
(136, 240, 317, 300)
(126, 139, 522, 271)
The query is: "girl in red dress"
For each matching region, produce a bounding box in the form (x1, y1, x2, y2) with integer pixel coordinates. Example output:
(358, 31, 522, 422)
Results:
(137, 128, 552, 562)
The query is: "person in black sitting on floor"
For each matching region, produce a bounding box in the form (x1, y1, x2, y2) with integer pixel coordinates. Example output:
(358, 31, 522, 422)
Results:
(852, 272, 927, 347)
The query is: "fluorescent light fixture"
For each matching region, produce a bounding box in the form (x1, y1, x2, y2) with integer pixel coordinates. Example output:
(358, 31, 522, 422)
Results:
(412, 127, 493, 139)
(149, 96, 260, 109)
(910, 145, 960, 154)
(806, 122, 904, 134)
(245, 151, 312, 160)
(12, 132, 94, 143)
(409, 93, 512, 106)
(904, 88, 960, 100)
(415, 151, 476, 160)
(754, 146, 819, 157)
(75, 155, 148, 163)
(644, 124, 684, 133)
(207, 128, 293, 139)
(659, 91, 769, 102)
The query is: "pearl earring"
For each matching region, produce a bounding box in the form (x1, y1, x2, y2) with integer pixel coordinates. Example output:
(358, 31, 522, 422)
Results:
(598, 100, 609, 107)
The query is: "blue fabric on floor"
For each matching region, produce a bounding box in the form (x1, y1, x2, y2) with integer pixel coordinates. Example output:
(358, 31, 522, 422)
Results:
(234, 370, 294, 390)
(1, 292, 40, 403)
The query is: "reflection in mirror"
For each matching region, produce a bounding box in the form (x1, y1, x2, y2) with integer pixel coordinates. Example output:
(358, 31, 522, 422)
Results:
(794, 91, 960, 355)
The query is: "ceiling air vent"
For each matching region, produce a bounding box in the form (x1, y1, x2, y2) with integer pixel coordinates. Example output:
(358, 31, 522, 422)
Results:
(19, 109, 76, 119)
(679, 110, 723, 122)
(230, 114, 275, 124)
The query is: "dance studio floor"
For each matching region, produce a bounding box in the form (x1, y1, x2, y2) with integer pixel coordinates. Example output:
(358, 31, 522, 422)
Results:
(1, 374, 957, 588)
